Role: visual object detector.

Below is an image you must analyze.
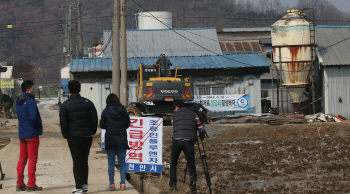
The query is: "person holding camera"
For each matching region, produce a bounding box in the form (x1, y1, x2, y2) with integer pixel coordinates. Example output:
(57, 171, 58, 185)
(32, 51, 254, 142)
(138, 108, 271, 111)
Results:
(169, 100, 206, 194)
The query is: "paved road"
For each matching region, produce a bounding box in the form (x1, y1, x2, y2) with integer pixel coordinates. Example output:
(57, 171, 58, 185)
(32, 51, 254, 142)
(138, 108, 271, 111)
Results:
(36, 99, 59, 122)
(0, 99, 139, 194)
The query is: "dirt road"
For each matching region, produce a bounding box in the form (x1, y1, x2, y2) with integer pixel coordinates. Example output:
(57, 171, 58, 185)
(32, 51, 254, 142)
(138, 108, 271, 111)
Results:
(0, 99, 138, 194)
(0, 99, 62, 135)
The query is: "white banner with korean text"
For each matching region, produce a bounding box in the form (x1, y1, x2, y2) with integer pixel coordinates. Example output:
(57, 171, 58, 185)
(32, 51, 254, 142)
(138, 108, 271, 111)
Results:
(125, 117, 163, 173)
(191, 94, 250, 111)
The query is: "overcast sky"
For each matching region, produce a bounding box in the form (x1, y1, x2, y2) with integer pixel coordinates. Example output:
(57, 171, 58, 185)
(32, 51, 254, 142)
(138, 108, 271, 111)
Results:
(252, 0, 350, 13)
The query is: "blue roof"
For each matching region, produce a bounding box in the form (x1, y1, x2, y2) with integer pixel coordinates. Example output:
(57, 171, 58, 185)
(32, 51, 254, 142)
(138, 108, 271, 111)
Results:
(70, 54, 270, 73)
(104, 27, 216, 32)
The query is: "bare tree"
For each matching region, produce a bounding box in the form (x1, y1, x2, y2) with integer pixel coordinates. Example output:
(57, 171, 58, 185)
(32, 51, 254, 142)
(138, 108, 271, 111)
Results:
(258, 0, 268, 14)
(11, 59, 46, 83)
(273, 0, 283, 14)
(296, 0, 350, 24)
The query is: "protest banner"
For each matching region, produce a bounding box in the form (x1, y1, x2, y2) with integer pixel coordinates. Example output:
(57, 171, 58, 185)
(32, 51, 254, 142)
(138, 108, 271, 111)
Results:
(101, 117, 163, 173)
(191, 94, 250, 111)
(125, 117, 163, 173)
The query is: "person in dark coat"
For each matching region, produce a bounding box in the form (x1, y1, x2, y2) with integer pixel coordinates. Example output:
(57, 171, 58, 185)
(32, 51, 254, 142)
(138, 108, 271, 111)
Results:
(100, 93, 130, 191)
(15, 80, 43, 192)
(169, 100, 206, 194)
(59, 80, 98, 194)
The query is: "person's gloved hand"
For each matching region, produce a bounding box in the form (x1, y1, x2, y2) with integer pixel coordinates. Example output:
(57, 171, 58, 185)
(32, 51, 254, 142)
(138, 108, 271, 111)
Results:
(199, 133, 206, 140)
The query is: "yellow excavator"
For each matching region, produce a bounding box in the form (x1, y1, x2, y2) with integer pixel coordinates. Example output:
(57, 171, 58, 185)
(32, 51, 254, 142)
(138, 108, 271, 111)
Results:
(126, 54, 210, 123)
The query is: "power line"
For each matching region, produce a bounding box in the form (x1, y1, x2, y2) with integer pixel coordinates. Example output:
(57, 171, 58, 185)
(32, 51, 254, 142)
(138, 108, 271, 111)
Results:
(81, 2, 113, 18)
(0, 22, 61, 33)
(0, 6, 62, 21)
(0, 0, 43, 11)
(317, 36, 350, 52)
(84, 31, 104, 34)
(171, 16, 350, 23)
(15, 52, 64, 60)
(129, 0, 253, 67)
(125, 5, 313, 67)
(129, 0, 312, 73)
(84, 15, 113, 26)
(0, 14, 113, 26)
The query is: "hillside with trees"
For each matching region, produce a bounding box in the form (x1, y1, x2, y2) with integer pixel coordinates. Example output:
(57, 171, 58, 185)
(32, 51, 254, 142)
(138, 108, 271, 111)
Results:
(0, 0, 349, 83)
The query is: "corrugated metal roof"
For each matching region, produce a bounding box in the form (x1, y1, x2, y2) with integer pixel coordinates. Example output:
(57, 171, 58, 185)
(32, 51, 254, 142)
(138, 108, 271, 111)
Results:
(217, 27, 271, 33)
(102, 28, 223, 58)
(316, 26, 350, 66)
(259, 38, 272, 45)
(70, 54, 270, 73)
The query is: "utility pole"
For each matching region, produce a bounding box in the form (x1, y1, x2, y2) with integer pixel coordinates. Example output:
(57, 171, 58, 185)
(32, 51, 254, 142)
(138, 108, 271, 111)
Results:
(68, 3, 72, 60)
(120, 0, 128, 106)
(113, 0, 120, 97)
(77, 0, 83, 58)
(65, 9, 69, 64)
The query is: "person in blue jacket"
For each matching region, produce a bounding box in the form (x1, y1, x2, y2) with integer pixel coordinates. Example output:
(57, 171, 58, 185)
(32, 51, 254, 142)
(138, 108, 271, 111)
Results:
(100, 93, 130, 191)
(15, 80, 43, 192)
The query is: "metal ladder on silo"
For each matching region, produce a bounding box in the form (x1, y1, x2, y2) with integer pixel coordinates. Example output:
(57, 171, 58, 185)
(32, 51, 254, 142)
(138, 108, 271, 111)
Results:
(307, 8, 316, 114)
(301, 8, 316, 114)
(310, 10, 316, 114)
(309, 9, 316, 65)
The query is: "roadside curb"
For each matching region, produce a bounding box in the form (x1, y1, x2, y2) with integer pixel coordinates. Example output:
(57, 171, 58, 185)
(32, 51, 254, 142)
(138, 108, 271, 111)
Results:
(129, 173, 161, 194)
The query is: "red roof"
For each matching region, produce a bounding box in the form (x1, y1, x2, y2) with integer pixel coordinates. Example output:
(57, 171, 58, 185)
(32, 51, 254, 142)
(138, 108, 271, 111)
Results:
(220, 41, 264, 52)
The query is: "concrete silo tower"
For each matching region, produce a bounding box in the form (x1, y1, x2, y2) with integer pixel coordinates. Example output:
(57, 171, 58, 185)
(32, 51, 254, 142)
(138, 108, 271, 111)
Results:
(271, 9, 316, 109)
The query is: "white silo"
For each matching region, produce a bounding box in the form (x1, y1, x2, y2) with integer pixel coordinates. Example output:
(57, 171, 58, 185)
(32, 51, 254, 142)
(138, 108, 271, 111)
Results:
(137, 11, 172, 30)
(271, 9, 316, 103)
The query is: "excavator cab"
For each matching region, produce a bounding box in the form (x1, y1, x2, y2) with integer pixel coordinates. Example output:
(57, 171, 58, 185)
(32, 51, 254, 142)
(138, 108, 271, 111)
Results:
(127, 54, 210, 124)
(136, 55, 193, 102)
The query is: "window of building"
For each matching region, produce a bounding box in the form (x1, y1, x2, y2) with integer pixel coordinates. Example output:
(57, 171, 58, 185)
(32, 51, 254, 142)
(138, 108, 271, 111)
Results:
(261, 89, 269, 99)
(197, 85, 225, 95)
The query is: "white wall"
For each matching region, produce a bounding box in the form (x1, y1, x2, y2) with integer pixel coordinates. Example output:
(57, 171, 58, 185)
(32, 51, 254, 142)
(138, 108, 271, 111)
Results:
(80, 82, 103, 117)
(323, 66, 350, 119)
(80, 80, 138, 118)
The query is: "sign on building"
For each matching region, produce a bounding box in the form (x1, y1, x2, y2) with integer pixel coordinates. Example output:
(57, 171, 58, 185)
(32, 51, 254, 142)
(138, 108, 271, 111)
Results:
(1, 79, 14, 89)
(192, 94, 250, 111)
(101, 116, 163, 173)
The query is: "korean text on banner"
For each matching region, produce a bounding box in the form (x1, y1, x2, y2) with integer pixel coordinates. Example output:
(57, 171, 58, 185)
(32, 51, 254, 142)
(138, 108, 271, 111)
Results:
(1, 79, 14, 89)
(191, 94, 249, 111)
(126, 117, 163, 173)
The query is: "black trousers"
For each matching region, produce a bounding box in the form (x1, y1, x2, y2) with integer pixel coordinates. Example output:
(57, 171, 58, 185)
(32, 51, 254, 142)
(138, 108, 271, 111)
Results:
(169, 141, 197, 191)
(68, 136, 93, 189)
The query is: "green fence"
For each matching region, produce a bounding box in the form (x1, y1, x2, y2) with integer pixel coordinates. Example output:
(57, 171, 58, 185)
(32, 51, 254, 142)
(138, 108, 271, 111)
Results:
(35, 84, 60, 98)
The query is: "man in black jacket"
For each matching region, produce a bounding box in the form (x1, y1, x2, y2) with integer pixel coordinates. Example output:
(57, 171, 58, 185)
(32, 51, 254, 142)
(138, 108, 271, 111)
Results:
(169, 100, 206, 194)
(59, 80, 98, 194)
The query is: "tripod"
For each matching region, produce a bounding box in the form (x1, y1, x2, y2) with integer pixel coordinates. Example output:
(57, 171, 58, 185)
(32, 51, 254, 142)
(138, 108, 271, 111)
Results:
(0, 162, 5, 180)
(184, 132, 212, 194)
